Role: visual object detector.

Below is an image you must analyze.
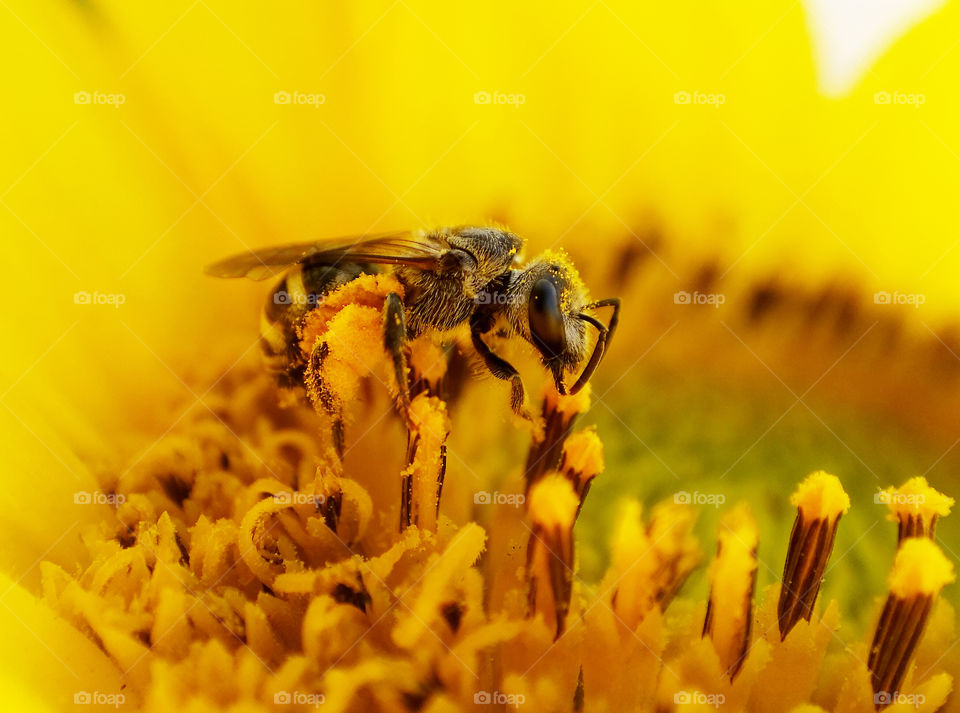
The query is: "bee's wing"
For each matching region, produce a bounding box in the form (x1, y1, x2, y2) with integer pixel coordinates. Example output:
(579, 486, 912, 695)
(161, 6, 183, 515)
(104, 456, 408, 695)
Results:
(204, 231, 446, 281)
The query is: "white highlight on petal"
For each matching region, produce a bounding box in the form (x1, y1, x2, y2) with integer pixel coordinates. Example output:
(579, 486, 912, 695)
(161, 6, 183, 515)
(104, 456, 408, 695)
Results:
(804, 0, 946, 96)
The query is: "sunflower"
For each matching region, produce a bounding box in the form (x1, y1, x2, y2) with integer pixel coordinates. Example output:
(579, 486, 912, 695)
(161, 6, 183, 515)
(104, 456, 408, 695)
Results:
(3, 1, 960, 712)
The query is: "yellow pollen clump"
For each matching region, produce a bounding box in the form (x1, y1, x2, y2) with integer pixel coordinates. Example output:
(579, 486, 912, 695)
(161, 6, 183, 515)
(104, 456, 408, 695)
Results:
(543, 382, 592, 420)
(888, 538, 956, 598)
(881, 476, 954, 517)
(789, 471, 850, 520)
(528, 474, 580, 530)
(306, 304, 385, 410)
(298, 273, 404, 357)
(559, 427, 604, 490)
(408, 338, 448, 391)
(407, 391, 449, 439)
(881, 476, 954, 542)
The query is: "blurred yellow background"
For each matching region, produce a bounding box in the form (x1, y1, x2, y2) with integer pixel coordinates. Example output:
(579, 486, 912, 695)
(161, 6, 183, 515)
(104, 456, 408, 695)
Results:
(5, 0, 960, 411)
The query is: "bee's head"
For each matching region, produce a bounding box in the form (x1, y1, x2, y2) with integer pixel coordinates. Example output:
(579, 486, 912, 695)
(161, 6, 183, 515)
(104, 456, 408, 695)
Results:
(507, 252, 620, 395)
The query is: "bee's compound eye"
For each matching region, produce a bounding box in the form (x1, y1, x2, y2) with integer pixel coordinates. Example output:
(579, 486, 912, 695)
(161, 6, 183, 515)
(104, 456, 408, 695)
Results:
(529, 278, 565, 358)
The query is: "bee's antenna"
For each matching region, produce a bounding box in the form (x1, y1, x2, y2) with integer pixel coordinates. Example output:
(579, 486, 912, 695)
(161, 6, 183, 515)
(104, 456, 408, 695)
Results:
(569, 298, 620, 394)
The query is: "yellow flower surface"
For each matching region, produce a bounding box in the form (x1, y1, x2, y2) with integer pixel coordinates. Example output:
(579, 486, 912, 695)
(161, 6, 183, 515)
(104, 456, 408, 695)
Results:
(2, 2, 960, 712)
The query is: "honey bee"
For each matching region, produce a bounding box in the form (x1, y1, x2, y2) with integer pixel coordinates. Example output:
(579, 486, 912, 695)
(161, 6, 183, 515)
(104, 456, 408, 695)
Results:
(206, 226, 619, 443)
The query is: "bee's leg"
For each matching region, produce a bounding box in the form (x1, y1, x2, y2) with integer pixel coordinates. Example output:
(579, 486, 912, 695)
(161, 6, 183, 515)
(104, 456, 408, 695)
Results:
(306, 341, 345, 458)
(383, 292, 411, 416)
(470, 328, 528, 417)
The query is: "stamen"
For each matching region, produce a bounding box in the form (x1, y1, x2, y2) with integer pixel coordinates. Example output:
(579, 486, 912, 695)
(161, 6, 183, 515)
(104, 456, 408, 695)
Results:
(525, 384, 591, 490)
(879, 476, 954, 542)
(778, 471, 850, 640)
(399, 394, 450, 531)
(610, 499, 700, 629)
(526, 474, 579, 638)
(557, 426, 604, 520)
(703, 503, 758, 680)
(868, 538, 955, 709)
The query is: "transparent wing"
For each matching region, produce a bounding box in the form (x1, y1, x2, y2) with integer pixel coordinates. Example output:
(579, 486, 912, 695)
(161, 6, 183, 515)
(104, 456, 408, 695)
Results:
(204, 231, 446, 281)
